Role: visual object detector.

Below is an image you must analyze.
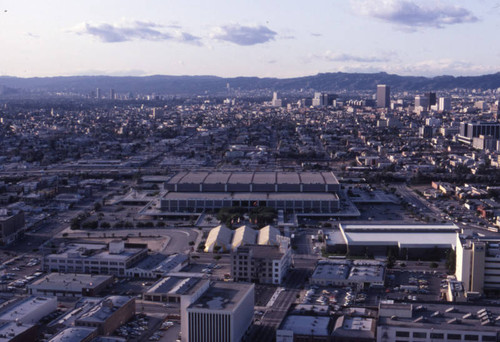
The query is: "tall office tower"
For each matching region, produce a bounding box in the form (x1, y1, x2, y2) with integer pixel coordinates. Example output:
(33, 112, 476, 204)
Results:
(271, 91, 282, 107)
(312, 92, 336, 107)
(95, 88, 101, 99)
(376, 85, 390, 108)
(415, 95, 430, 110)
(109, 89, 115, 100)
(426, 92, 437, 107)
(438, 97, 451, 112)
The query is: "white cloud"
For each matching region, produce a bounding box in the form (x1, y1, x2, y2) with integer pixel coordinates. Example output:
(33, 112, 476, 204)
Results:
(352, 0, 478, 30)
(211, 24, 277, 46)
(71, 20, 201, 45)
(323, 51, 391, 63)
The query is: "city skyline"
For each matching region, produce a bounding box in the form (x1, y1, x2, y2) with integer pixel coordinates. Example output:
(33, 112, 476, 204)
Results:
(1, 0, 499, 78)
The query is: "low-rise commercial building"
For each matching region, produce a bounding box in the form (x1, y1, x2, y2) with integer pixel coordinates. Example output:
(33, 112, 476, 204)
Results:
(125, 253, 188, 279)
(143, 276, 203, 304)
(0, 322, 38, 342)
(75, 296, 135, 336)
(48, 327, 98, 342)
(377, 302, 500, 342)
(28, 273, 114, 298)
(311, 260, 385, 290)
(0, 296, 57, 325)
(337, 224, 459, 258)
(277, 315, 334, 342)
(44, 241, 148, 277)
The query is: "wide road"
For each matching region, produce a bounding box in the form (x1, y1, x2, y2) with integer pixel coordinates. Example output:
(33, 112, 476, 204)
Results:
(249, 289, 300, 342)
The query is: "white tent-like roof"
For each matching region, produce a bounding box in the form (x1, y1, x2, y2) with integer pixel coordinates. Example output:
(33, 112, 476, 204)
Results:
(204, 225, 232, 253)
(231, 225, 257, 251)
(257, 225, 280, 246)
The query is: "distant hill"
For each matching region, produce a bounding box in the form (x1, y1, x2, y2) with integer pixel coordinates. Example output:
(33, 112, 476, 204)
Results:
(0, 72, 499, 96)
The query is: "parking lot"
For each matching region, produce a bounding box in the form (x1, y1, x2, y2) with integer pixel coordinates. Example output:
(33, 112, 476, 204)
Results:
(0, 254, 43, 293)
(385, 269, 445, 302)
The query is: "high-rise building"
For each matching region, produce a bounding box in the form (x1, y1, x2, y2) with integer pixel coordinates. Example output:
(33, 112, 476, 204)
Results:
(312, 92, 336, 107)
(438, 97, 451, 112)
(271, 92, 282, 107)
(458, 122, 500, 144)
(109, 89, 115, 100)
(426, 92, 437, 107)
(95, 88, 101, 99)
(181, 281, 254, 342)
(376, 85, 390, 108)
(414, 95, 430, 110)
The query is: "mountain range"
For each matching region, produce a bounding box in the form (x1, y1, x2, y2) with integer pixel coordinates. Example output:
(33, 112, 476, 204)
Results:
(1, 72, 499, 96)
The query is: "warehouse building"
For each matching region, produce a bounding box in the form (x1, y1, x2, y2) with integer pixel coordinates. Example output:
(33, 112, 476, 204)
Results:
(28, 273, 113, 298)
(336, 224, 459, 258)
(161, 171, 340, 213)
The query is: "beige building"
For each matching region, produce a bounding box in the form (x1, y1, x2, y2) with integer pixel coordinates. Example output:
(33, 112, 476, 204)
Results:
(231, 236, 291, 285)
(456, 235, 500, 294)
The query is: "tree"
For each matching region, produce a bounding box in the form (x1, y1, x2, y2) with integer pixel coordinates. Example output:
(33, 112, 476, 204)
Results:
(386, 248, 396, 269)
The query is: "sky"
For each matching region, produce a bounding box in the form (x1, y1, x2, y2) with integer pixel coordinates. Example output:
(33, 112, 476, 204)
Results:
(0, 0, 499, 78)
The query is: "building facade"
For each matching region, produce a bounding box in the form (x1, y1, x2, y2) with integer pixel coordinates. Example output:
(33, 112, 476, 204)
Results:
(376, 85, 390, 108)
(161, 171, 341, 214)
(44, 241, 148, 277)
(456, 236, 500, 294)
(0, 209, 25, 245)
(231, 237, 291, 284)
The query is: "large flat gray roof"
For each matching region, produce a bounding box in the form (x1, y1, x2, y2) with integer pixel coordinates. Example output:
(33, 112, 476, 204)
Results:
(166, 171, 339, 188)
(188, 282, 253, 312)
(163, 192, 338, 201)
(379, 302, 500, 332)
(29, 273, 112, 292)
(204, 172, 232, 184)
(280, 315, 331, 336)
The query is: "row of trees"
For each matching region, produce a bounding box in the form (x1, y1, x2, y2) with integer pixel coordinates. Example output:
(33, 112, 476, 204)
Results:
(216, 206, 277, 228)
